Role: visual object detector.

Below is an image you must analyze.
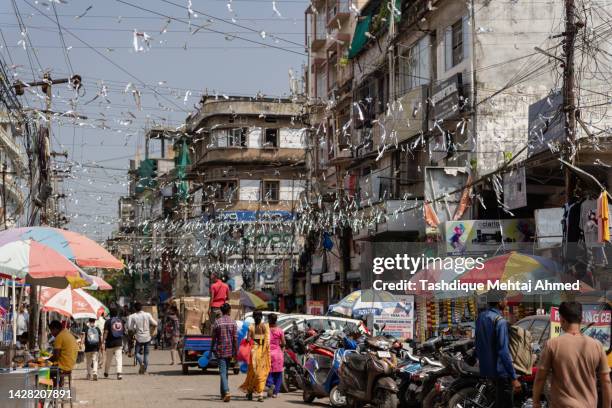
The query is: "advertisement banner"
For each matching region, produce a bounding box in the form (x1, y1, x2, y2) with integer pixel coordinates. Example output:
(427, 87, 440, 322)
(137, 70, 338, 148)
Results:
(306, 300, 325, 316)
(444, 219, 535, 255)
(550, 306, 611, 350)
(373, 296, 414, 340)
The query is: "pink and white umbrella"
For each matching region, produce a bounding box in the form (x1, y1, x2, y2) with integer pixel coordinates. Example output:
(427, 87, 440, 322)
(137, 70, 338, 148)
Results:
(40, 286, 108, 319)
(82, 275, 113, 291)
(0, 239, 92, 288)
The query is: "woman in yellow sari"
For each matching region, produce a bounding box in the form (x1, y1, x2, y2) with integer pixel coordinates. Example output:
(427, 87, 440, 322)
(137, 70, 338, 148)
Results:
(239, 310, 270, 402)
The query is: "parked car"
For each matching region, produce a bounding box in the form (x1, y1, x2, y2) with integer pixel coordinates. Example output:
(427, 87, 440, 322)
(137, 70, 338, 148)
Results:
(277, 314, 367, 334)
(515, 315, 551, 349)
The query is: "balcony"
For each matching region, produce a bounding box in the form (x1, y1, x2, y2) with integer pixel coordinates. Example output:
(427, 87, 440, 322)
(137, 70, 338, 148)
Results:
(311, 13, 328, 50)
(353, 199, 426, 240)
(196, 147, 305, 166)
(327, 0, 351, 28)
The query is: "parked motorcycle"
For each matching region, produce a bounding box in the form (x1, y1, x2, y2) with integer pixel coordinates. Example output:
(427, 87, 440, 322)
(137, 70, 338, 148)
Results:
(338, 336, 399, 408)
(301, 330, 359, 406)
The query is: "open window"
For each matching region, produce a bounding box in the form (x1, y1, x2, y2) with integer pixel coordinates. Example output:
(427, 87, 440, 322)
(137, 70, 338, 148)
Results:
(228, 128, 247, 147)
(261, 180, 280, 202)
(263, 128, 279, 148)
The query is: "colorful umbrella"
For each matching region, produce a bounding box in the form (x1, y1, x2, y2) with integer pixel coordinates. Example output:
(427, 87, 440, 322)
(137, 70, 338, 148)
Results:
(82, 275, 113, 291)
(0, 240, 92, 288)
(0, 227, 123, 269)
(252, 290, 271, 302)
(238, 290, 267, 309)
(40, 286, 108, 319)
(459, 252, 560, 285)
(329, 289, 403, 318)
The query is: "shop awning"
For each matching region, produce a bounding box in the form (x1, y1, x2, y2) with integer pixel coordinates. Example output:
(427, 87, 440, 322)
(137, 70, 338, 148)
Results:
(348, 15, 372, 59)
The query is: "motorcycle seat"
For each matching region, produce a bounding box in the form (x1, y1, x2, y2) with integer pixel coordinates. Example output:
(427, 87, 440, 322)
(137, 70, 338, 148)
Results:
(344, 353, 368, 372)
(457, 361, 481, 376)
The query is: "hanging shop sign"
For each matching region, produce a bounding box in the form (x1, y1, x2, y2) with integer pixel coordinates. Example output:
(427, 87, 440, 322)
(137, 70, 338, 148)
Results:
(443, 219, 535, 255)
(502, 166, 527, 210)
(528, 90, 564, 157)
(307, 300, 325, 315)
(431, 73, 464, 122)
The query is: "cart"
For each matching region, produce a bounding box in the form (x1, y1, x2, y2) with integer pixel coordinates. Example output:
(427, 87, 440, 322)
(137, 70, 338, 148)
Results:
(178, 334, 240, 375)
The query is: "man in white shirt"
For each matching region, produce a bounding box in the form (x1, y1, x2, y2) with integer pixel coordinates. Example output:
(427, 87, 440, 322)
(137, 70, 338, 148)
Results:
(16, 304, 29, 336)
(129, 302, 157, 374)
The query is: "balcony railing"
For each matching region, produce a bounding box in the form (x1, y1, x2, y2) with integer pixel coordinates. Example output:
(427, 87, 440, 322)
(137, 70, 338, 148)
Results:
(327, 0, 351, 26)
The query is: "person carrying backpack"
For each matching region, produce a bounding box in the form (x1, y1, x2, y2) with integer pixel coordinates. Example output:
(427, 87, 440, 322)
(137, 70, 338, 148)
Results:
(102, 307, 124, 380)
(475, 291, 522, 408)
(82, 318, 101, 381)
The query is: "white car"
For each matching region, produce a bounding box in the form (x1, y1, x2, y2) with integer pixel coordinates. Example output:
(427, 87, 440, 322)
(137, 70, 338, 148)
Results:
(277, 314, 367, 334)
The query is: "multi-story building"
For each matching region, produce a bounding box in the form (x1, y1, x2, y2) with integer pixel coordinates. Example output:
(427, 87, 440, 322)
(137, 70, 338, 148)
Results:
(0, 112, 26, 228)
(304, 0, 612, 309)
(183, 95, 308, 310)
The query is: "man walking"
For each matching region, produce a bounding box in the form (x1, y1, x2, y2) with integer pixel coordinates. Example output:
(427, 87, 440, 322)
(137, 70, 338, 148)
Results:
(532, 301, 611, 408)
(210, 274, 229, 324)
(102, 307, 124, 380)
(82, 318, 101, 380)
(210, 303, 237, 402)
(475, 291, 521, 408)
(129, 302, 157, 374)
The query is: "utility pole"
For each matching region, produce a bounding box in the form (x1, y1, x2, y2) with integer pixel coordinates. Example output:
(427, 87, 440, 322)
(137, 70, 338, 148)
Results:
(14, 72, 81, 349)
(1, 163, 6, 229)
(563, 0, 578, 199)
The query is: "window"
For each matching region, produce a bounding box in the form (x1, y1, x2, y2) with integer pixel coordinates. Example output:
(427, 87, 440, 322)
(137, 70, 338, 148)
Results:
(228, 128, 247, 147)
(261, 180, 280, 202)
(204, 180, 237, 202)
(445, 16, 469, 70)
(398, 36, 431, 93)
(263, 128, 279, 148)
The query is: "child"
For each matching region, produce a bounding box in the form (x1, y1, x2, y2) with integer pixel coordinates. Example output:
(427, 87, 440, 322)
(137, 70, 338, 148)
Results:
(82, 318, 102, 380)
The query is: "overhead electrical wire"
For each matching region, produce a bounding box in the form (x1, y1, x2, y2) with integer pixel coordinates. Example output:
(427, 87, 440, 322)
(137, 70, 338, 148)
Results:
(115, 0, 306, 56)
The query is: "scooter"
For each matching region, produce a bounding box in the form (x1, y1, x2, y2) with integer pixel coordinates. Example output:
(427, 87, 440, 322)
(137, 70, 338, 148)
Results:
(338, 336, 399, 408)
(302, 333, 357, 406)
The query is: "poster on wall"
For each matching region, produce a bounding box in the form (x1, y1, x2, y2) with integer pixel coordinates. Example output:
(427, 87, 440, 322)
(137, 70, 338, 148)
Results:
(306, 300, 325, 316)
(443, 219, 535, 255)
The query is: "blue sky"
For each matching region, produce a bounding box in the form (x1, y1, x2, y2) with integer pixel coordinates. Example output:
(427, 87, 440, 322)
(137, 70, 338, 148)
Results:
(0, 0, 307, 240)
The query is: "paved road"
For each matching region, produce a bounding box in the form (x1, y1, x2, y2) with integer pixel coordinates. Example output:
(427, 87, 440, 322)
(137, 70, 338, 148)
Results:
(72, 349, 328, 408)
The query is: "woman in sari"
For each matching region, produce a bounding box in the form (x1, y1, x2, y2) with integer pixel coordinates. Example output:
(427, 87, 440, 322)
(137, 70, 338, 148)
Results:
(239, 310, 270, 401)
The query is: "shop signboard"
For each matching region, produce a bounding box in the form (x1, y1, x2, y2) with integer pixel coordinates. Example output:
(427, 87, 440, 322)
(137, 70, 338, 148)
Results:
(431, 73, 463, 122)
(211, 210, 294, 222)
(550, 306, 611, 350)
(373, 295, 414, 340)
(443, 219, 535, 255)
(307, 300, 325, 315)
(550, 306, 561, 338)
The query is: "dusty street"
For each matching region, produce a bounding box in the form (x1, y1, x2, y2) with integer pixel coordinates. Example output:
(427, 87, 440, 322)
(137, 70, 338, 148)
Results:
(71, 349, 321, 408)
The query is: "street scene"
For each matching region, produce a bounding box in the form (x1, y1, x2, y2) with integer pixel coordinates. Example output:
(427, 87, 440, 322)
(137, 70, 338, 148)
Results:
(1, 0, 612, 407)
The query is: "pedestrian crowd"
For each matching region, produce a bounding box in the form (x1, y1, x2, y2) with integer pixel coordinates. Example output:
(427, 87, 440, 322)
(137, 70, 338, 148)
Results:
(475, 293, 611, 408)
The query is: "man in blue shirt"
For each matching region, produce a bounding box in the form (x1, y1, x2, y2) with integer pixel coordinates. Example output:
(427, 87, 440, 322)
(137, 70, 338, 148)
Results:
(475, 291, 521, 408)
